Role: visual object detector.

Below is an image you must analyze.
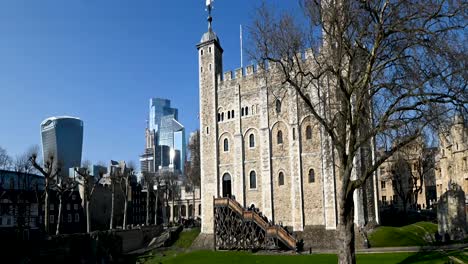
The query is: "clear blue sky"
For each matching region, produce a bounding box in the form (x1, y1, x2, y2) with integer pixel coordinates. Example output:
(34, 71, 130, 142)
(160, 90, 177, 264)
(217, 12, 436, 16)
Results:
(0, 0, 296, 167)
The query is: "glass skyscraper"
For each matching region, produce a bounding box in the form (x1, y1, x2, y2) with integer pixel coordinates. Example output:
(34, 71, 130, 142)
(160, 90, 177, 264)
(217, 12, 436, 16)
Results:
(41, 116, 83, 177)
(140, 98, 186, 174)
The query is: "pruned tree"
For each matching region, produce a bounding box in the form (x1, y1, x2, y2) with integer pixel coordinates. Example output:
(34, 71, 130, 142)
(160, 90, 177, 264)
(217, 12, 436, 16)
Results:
(108, 161, 121, 230)
(185, 130, 201, 217)
(121, 161, 135, 230)
(161, 170, 180, 223)
(249, 1, 467, 263)
(74, 160, 106, 233)
(30, 153, 61, 234)
(142, 171, 156, 226)
(53, 170, 78, 235)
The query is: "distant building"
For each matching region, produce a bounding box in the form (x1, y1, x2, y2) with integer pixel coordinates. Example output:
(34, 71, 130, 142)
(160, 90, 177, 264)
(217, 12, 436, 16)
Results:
(41, 116, 83, 176)
(436, 114, 468, 203)
(140, 98, 186, 174)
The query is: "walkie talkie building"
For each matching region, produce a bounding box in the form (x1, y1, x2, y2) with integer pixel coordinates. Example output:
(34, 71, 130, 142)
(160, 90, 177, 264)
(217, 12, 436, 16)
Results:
(40, 116, 83, 177)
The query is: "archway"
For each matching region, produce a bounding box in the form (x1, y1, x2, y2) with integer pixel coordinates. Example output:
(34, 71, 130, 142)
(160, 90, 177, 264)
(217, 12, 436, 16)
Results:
(222, 173, 232, 198)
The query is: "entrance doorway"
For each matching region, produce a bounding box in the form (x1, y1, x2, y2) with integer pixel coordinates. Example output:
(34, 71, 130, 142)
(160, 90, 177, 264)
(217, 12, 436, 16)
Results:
(222, 173, 232, 198)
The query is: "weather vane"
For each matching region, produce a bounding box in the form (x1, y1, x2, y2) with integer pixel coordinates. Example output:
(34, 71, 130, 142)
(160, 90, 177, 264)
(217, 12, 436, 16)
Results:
(206, 0, 214, 30)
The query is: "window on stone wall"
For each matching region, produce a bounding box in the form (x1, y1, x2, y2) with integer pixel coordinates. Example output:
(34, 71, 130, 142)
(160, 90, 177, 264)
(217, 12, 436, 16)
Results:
(68, 214, 72, 223)
(249, 134, 255, 148)
(231, 110, 234, 118)
(75, 213, 80, 222)
(306, 125, 312, 140)
(201, 49, 204, 56)
(209, 47, 212, 53)
(250, 171, 257, 189)
(50, 215, 54, 224)
(293, 128, 296, 140)
(382, 196, 387, 205)
(241, 107, 244, 116)
(198, 204, 201, 215)
(217, 113, 221, 122)
(278, 172, 284, 186)
(381, 181, 386, 189)
(228, 111, 231, 119)
(245, 106, 249, 116)
(224, 138, 229, 152)
(277, 130, 283, 144)
(275, 99, 282, 113)
(308, 169, 315, 183)
(221, 112, 224, 121)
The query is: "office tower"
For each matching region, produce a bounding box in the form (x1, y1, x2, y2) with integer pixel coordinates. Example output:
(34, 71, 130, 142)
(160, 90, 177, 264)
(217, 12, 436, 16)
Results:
(41, 116, 83, 176)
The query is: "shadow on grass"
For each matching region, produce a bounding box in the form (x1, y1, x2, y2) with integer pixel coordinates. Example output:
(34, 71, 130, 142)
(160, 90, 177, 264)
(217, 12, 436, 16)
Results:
(397, 250, 459, 264)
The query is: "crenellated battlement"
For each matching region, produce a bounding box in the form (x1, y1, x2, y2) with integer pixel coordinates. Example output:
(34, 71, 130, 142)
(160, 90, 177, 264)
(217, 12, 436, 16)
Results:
(217, 48, 316, 86)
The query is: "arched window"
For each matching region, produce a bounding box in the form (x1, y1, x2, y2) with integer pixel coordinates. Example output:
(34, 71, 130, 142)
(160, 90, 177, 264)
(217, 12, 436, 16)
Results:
(278, 172, 284, 186)
(249, 133, 255, 148)
(223, 138, 229, 151)
(249, 171, 257, 189)
(221, 112, 224, 121)
(277, 130, 283, 144)
(306, 125, 312, 140)
(217, 113, 221, 122)
(228, 111, 231, 119)
(245, 107, 249, 116)
(201, 49, 204, 56)
(275, 99, 282, 113)
(231, 110, 234, 118)
(241, 107, 245, 116)
(308, 169, 315, 183)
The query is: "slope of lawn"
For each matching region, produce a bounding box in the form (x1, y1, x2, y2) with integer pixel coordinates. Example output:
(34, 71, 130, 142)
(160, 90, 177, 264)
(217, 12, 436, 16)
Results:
(368, 221, 438, 247)
(173, 228, 201, 249)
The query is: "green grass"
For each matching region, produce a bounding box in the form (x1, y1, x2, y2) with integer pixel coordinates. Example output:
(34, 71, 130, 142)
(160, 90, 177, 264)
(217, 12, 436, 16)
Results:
(141, 250, 467, 264)
(368, 222, 438, 247)
(172, 228, 201, 249)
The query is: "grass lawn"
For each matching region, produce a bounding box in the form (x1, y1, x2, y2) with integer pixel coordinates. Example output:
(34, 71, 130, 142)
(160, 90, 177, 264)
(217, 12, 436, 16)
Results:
(172, 228, 201, 249)
(368, 222, 438, 247)
(140, 250, 467, 264)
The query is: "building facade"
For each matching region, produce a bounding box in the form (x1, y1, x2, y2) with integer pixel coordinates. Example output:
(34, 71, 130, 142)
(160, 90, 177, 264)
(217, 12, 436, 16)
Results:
(377, 143, 437, 211)
(41, 116, 83, 176)
(140, 98, 186, 174)
(197, 13, 378, 234)
(436, 115, 468, 203)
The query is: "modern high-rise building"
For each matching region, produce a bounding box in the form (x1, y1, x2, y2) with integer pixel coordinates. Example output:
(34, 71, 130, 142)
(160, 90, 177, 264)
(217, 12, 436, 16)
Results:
(140, 98, 186, 174)
(40, 116, 83, 177)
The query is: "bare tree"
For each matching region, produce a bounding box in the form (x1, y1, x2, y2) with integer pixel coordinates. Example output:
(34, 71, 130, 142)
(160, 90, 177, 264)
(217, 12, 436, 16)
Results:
(53, 172, 78, 235)
(108, 161, 121, 230)
(186, 130, 201, 217)
(161, 170, 180, 223)
(249, 1, 467, 263)
(121, 161, 135, 230)
(142, 171, 154, 226)
(0, 146, 12, 198)
(30, 153, 61, 234)
(12, 151, 35, 230)
(74, 161, 105, 233)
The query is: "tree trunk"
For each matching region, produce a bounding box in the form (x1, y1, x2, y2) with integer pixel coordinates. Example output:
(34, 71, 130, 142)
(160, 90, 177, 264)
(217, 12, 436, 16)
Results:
(86, 200, 91, 233)
(154, 188, 158, 225)
(146, 186, 150, 226)
(110, 183, 114, 230)
(56, 194, 63, 235)
(337, 193, 356, 264)
(44, 189, 49, 234)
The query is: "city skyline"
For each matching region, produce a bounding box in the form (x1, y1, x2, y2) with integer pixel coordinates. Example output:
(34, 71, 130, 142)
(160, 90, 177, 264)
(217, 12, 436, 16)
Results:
(0, 0, 295, 166)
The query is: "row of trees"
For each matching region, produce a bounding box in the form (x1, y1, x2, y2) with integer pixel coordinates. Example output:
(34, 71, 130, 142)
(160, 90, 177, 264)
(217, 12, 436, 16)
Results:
(0, 129, 201, 236)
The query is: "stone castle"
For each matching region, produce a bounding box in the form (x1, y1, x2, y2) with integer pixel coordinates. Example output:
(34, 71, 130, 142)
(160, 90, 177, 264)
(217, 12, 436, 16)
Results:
(197, 10, 378, 235)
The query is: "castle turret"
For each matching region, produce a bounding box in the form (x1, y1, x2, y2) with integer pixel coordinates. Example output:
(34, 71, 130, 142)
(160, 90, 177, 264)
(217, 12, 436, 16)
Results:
(197, 2, 223, 234)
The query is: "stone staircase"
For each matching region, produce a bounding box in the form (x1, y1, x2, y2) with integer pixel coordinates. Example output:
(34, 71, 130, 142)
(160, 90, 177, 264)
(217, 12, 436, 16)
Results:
(213, 197, 297, 250)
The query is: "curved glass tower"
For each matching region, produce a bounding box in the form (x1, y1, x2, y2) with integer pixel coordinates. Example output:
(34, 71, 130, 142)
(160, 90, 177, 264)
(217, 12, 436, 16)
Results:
(40, 116, 83, 176)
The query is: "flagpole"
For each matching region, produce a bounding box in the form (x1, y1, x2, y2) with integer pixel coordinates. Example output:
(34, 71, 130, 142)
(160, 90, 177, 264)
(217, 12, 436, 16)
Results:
(240, 24, 243, 68)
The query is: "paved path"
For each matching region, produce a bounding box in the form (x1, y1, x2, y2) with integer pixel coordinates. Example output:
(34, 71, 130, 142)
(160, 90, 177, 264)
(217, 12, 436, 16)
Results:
(306, 243, 468, 254)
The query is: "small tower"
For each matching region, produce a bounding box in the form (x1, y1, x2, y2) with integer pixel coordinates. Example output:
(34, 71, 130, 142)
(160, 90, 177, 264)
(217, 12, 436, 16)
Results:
(197, 1, 223, 234)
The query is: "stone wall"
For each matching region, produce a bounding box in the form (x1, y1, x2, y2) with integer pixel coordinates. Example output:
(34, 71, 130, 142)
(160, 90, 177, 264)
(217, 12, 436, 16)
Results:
(437, 187, 467, 241)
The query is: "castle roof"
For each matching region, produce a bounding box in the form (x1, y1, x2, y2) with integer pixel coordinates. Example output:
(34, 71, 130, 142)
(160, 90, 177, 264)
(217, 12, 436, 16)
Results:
(201, 29, 220, 44)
